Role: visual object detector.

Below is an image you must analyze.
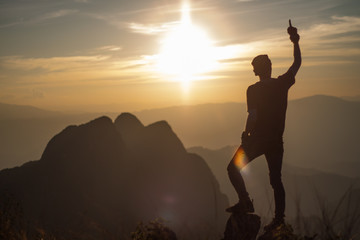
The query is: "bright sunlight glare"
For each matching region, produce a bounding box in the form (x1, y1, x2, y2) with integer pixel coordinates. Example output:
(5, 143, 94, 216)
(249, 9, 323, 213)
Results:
(157, 3, 218, 89)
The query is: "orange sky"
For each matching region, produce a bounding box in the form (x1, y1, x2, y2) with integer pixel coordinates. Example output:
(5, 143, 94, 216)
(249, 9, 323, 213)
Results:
(1, 0, 359, 112)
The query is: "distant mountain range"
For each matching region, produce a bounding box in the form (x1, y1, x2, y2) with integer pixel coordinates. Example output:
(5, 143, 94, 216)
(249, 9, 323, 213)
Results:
(0, 102, 62, 119)
(0, 114, 228, 239)
(134, 95, 360, 178)
(1, 95, 359, 178)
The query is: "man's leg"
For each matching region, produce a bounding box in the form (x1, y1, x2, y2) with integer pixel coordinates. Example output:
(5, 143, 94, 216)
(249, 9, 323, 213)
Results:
(265, 142, 285, 220)
(227, 147, 249, 200)
(226, 146, 255, 212)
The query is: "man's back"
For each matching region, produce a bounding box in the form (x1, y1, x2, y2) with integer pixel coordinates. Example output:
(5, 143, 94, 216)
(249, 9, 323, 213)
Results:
(247, 71, 295, 139)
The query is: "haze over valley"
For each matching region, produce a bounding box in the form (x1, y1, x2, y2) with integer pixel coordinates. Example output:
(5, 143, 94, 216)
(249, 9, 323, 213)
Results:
(1, 95, 359, 238)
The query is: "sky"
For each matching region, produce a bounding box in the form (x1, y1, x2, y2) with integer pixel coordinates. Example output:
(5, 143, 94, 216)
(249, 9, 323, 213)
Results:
(0, 0, 359, 112)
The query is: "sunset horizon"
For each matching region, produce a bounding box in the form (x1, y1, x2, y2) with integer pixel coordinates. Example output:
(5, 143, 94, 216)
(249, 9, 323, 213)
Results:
(1, 0, 359, 112)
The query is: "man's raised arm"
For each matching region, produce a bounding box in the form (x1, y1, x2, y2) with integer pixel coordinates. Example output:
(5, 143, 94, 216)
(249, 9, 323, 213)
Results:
(287, 20, 301, 76)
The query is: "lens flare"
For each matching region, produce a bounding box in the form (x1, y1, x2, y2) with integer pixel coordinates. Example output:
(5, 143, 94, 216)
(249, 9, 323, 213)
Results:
(233, 147, 249, 170)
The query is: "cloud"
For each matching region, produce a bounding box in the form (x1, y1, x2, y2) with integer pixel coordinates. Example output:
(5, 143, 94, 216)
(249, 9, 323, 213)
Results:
(1, 55, 110, 72)
(128, 22, 179, 35)
(0, 53, 158, 87)
(244, 15, 360, 57)
(41, 9, 78, 21)
(0, 9, 78, 28)
(86, 4, 182, 32)
(304, 16, 360, 38)
(98, 46, 122, 51)
(1, 0, 359, 89)
(137, 14, 360, 78)
(299, 16, 360, 59)
(190, 14, 360, 74)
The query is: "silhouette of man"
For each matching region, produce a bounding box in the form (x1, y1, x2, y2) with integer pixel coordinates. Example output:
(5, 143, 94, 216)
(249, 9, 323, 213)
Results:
(227, 20, 301, 230)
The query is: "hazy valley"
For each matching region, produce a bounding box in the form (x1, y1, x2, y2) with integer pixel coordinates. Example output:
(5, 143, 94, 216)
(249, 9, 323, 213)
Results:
(0, 95, 359, 238)
(1, 95, 359, 178)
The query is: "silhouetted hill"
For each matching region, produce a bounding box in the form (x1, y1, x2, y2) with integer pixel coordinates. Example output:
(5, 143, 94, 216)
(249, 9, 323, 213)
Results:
(0, 106, 114, 169)
(115, 112, 144, 140)
(342, 94, 360, 102)
(115, 113, 186, 154)
(0, 114, 228, 239)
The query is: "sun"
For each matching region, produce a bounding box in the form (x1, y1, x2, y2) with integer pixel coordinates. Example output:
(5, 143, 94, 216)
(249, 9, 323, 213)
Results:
(157, 3, 218, 88)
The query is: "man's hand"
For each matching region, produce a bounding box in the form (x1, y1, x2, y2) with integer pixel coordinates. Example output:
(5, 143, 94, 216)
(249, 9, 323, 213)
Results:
(286, 19, 301, 76)
(241, 131, 250, 145)
(287, 19, 300, 43)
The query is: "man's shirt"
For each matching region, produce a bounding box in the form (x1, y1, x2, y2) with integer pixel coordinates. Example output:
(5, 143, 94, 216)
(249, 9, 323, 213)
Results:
(247, 71, 295, 140)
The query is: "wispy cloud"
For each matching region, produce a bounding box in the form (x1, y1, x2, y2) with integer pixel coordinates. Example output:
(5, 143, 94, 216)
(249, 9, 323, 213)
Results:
(97, 45, 122, 51)
(304, 16, 360, 38)
(2, 14, 359, 80)
(197, 15, 360, 73)
(0, 52, 156, 87)
(128, 22, 179, 35)
(0, 9, 78, 29)
(299, 16, 360, 60)
(41, 9, 78, 21)
(1, 55, 110, 72)
(255, 16, 360, 56)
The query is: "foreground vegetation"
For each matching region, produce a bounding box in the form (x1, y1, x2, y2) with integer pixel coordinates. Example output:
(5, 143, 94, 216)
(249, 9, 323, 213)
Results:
(1, 188, 359, 240)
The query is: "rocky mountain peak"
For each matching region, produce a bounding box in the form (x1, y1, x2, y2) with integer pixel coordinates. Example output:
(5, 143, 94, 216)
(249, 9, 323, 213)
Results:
(40, 116, 123, 164)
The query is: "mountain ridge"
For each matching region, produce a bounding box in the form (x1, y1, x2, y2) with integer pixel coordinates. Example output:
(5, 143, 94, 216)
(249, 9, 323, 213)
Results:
(2, 94, 356, 119)
(0, 113, 228, 239)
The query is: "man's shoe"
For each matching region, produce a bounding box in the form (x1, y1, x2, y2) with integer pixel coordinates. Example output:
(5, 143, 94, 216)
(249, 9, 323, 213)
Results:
(263, 217, 285, 232)
(226, 199, 254, 213)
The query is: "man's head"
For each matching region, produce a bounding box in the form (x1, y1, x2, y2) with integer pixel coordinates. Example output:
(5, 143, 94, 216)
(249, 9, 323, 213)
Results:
(251, 55, 272, 78)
